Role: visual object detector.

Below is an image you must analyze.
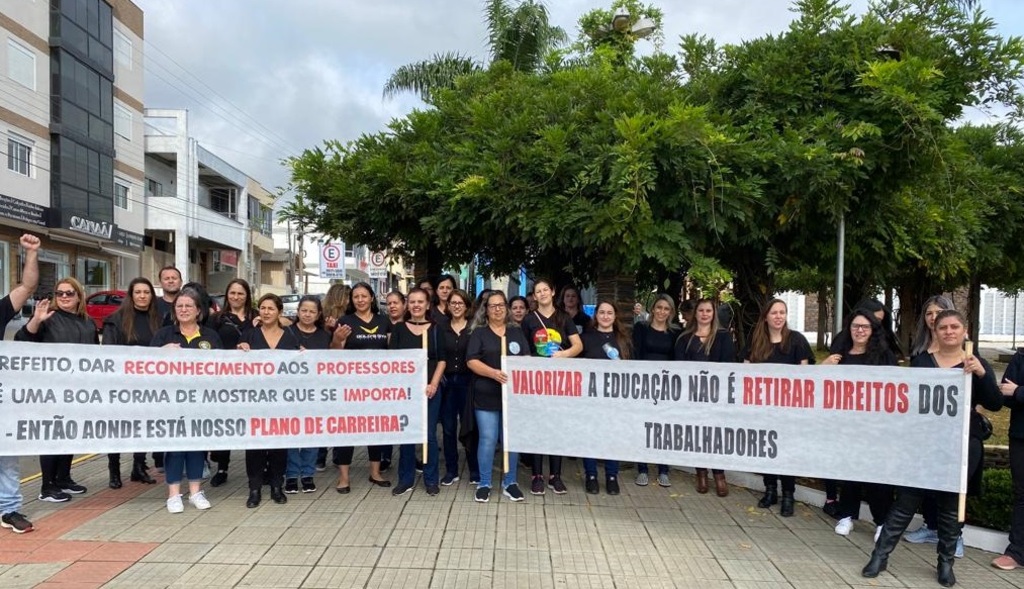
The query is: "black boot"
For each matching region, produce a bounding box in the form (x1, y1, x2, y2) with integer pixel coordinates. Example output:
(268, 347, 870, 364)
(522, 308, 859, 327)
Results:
(757, 485, 778, 508)
(108, 463, 122, 489)
(863, 494, 918, 578)
(246, 489, 261, 508)
(935, 503, 961, 587)
(780, 491, 795, 517)
(130, 461, 156, 484)
(270, 486, 287, 504)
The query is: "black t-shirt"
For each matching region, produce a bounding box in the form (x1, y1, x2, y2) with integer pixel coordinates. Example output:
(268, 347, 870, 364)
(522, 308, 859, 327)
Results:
(102, 309, 156, 346)
(675, 330, 736, 363)
(155, 297, 174, 326)
(633, 323, 679, 361)
(743, 331, 814, 365)
(466, 324, 529, 411)
(580, 329, 621, 360)
(339, 313, 391, 350)
(520, 310, 577, 357)
(570, 310, 591, 335)
(241, 326, 301, 350)
(389, 322, 446, 377)
(839, 349, 898, 366)
(213, 310, 256, 350)
(0, 295, 15, 333)
(288, 325, 332, 350)
(151, 325, 223, 349)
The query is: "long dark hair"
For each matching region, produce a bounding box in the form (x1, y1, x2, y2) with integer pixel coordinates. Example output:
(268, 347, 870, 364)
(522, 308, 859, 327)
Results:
(594, 300, 632, 359)
(835, 308, 890, 364)
(295, 295, 325, 330)
(119, 277, 160, 343)
(533, 278, 570, 327)
(215, 279, 255, 325)
(748, 298, 791, 363)
(344, 282, 379, 316)
(831, 298, 902, 358)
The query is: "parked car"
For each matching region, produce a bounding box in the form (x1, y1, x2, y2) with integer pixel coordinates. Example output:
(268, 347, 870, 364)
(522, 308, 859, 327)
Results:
(86, 290, 126, 332)
(281, 294, 301, 317)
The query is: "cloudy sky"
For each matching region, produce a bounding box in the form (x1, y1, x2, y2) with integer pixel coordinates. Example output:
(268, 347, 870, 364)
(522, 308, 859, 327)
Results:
(133, 0, 1023, 202)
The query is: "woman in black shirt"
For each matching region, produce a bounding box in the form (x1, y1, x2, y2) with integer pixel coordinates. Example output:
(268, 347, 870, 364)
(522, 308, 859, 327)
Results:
(633, 294, 681, 487)
(388, 288, 448, 496)
(744, 298, 813, 516)
(102, 277, 162, 489)
(284, 296, 332, 494)
(333, 282, 392, 489)
(580, 301, 630, 495)
(17, 277, 98, 503)
(466, 291, 530, 503)
(675, 298, 736, 496)
(238, 294, 301, 508)
(863, 310, 1002, 587)
(558, 284, 591, 335)
(821, 309, 897, 538)
(440, 289, 478, 485)
(521, 279, 582, 495)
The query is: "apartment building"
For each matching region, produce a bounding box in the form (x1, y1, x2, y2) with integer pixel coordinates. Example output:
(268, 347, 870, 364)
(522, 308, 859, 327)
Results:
(0, 0, 145, 296)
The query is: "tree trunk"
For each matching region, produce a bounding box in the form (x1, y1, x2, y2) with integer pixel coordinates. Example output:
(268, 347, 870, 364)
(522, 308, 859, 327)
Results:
(968, 275, 982, 345)
(731, 260, 773, 355)
(595, 264, 637, 325)
(816, 286, 829, 351)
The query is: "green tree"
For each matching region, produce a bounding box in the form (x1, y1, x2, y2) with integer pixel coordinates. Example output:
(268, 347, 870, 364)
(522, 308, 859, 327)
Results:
(382, 0, 567, 102)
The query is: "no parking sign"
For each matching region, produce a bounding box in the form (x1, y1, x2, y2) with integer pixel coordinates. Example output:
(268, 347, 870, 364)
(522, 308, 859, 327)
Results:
(319, 242, 345, 279)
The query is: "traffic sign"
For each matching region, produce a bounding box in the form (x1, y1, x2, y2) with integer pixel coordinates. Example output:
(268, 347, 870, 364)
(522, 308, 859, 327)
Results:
(368, 250, 387, 279)
(319, 242, 346, 280)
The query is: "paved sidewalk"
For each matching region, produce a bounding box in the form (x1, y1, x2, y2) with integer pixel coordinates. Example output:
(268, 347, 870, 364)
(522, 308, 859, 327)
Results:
(2, 453, 1023, 588)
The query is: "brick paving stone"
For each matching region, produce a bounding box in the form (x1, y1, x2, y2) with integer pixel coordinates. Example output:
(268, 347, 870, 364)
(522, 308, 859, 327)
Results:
(320, 545, 382, 565)
(434, 547, 494, 571)
(732, 582, 794, 589)
(388, 527, 444, 547)
(258, 544, 326, 566)
(166, 563, 250, 587)
(364, 567, 433, 589)
(550, 572, 615, 588)
(492, 549, 552, 573)
(331, 525, 392, 547)
(236, 564, 312, 588)
(441, 528, 496, 550)
(548, 550, 611, 576)
(99, 562, 189, 588)
(428, 569, 493, 589)
(662, 556, 729, 579)
(706, 538, 768, 561)
(199, 543, 271, 565)
(0, 563, 68, 588)
(299, 566, 373, 588)
(376, 546, 439, 569)
(651, 537, 715, 559)
(612, 576, 677, 589)
(500, 529, 550, 551)
(139, 543, 215, 563)
(275, 527, 338, 546)
(491, 571, 554, 589)
(718, 559, 788, 583)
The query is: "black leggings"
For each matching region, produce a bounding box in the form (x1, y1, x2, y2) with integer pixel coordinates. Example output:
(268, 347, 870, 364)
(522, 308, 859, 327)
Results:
(763, 474, 795, 493)
(332, 446, 384, 467)
(837, 481, 894, 525)
(40, 454, 74, 490)
(532, 454, 561, 477)
(245, 449, 286, 490)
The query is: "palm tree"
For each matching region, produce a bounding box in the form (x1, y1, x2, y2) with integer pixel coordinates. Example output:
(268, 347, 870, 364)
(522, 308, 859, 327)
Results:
(382, 0, 567, 102)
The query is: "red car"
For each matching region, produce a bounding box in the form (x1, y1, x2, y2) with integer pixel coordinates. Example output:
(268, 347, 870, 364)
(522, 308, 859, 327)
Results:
(86, 290, 126, 331)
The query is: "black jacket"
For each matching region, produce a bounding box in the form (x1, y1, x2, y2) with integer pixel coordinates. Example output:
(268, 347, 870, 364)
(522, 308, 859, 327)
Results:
(1002, 349, 1024, 440)
(16, 309, 97, 344)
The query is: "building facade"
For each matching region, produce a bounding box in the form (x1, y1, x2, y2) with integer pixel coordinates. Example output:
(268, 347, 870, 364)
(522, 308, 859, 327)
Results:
(0, 0, 145, 296)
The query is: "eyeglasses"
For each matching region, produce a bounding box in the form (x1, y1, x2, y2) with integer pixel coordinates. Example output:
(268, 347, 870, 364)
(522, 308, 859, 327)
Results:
(449, 301, 466, 307)
(175, 303, 197, 310)
(54, 290, 77, 298)
(850, 323, 873, 331)
(487, 304, 506, 310)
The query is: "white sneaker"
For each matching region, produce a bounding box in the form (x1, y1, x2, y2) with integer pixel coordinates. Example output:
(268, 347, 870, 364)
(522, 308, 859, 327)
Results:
(166, 494, 184, 514)
(835, 516, 854, 536)
(874, 525, 883, 542)
(189, 490, 211, 510)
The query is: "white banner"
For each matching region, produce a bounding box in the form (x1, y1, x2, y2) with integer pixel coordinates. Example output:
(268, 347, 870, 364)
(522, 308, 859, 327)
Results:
(0, 342, 427, 455)
(504, 356, 972, 493)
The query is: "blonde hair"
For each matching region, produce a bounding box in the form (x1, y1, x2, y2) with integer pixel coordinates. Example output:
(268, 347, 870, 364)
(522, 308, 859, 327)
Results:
(53, 277, 88, 318)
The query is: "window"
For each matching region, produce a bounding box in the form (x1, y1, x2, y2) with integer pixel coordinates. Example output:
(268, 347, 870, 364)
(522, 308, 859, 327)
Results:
(113, 29, 131, 70)
(76, 257, 109, 291)
(7, 40, 35, 90)
(7, 134, 32, 176)
(146, 177, 163, 196)
(114, 103, 131, 140)
(114, 181, 129, 209)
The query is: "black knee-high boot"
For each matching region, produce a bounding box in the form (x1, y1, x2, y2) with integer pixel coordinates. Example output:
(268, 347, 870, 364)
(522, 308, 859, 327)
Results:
(935, 502, 961, 587)
(863, 492, 918, 577)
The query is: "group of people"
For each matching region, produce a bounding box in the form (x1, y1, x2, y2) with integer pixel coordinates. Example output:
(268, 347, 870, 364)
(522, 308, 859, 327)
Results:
(1, 234, 1023, 587)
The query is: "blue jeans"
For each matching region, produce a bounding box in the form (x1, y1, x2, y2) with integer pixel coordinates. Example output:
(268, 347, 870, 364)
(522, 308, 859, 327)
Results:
(164, 451, 205, 484)
(286, 448, 317, 479)
(636, 463, 669, 476)
(441, 373, 478, 478)
(0, 456, 22, 515)
(583, 458, 620, 478)
(475, 409, 518, 489)
(399, 391, 443, 487)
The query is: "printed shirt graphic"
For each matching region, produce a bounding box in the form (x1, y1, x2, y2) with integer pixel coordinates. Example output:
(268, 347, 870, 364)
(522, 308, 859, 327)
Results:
(521, 311, 575, 358)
